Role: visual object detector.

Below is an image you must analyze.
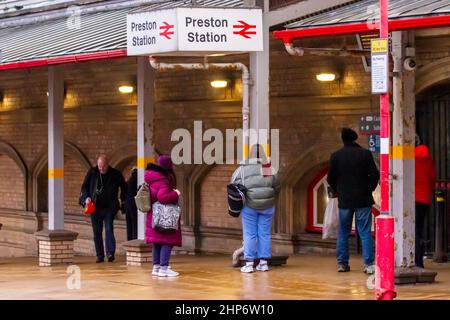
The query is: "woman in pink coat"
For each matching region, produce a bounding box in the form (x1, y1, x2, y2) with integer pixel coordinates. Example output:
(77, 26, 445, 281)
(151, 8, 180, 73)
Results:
(145, 155, 181, 277)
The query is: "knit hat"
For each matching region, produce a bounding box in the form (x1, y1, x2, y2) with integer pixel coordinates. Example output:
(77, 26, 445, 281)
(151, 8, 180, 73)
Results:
(341, 127, 358, 143)
(157, 155, 173, 170)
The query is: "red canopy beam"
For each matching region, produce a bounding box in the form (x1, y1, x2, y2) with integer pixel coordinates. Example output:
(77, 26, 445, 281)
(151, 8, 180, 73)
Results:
(0, 49, 127, 71)
(274, 15, 450, 43)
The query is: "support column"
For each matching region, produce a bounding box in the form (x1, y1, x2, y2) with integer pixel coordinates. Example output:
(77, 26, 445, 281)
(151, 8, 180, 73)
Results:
(48, 65, 65, 231)
(35, 66, 78, 266)
(392, 31, 436, 283)
(249, 22, 270, 155)
(123, 56, 155, 266)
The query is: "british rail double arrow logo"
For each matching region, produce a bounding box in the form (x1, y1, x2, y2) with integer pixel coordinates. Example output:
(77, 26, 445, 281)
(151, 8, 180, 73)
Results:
(160, 21, 174, 39)
(233, 20, 257, 39)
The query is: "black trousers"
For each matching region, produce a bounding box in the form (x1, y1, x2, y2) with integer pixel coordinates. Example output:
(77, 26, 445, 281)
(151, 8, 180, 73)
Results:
(125, 205, 138, 241)
(91, 207, 116, 259)
(415, 202, 429, 268)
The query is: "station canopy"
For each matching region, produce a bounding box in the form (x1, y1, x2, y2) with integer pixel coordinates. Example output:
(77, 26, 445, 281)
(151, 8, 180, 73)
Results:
(0, 0, 244, 70)
(274, 0, 450, 42)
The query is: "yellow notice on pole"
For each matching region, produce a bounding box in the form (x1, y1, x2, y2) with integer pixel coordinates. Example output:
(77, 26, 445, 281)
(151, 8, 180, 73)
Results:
(371, 39, 388, 54)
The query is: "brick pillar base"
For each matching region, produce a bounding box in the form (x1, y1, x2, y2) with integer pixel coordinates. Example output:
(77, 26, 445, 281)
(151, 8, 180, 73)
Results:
(122, 239, 152, 266)
(35, 230, 78, 267)
(395, 267, 437, 284)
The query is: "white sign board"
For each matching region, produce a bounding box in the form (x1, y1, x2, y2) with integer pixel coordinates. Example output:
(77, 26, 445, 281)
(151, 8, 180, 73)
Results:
(371, 39, 389, 94)
(127, 8, 263, 55)
(127, 9, 177, 55)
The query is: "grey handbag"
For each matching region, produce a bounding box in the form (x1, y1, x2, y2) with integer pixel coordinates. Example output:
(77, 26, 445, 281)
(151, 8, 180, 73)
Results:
(151, 201, 181, 232)
(134, 182, 151, 213)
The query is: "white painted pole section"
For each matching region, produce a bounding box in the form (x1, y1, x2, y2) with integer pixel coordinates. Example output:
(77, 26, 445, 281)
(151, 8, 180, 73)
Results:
(137, 56, 155, 240)
(392, 31, 416, 268)
(149, 56, 251, 161)
(249, 20, 270, 158)
(48, 65, 65, 230)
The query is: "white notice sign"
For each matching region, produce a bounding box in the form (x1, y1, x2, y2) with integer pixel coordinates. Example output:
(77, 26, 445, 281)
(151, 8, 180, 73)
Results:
(371, 54, 388, 93)
(127, 8, 263, 55)
(371, 38, 389, 94)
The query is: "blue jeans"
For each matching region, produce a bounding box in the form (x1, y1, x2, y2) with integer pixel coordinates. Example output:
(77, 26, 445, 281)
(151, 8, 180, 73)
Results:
(152, 244, 173, 267)
(241, 205, 275, 261)
(337, 207, 374, 266)
(91, 207, 116, 259)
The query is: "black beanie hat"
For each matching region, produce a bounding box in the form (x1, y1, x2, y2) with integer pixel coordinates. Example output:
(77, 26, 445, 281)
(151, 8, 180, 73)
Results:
(341, 127, 358, 143)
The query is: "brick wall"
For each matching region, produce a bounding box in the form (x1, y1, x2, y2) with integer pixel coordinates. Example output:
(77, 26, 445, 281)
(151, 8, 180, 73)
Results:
(64, 156, 87, 214)
(0, 155, 25, 210)
(416, 33, 450, 68)
(200, 164, 240, 229)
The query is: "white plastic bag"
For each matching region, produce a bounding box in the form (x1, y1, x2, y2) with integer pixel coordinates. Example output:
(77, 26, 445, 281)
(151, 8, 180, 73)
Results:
(322, 197, 339, 240)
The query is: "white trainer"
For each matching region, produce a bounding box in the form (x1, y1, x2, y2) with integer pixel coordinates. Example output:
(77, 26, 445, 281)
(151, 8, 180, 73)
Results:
(240, 264, 254, 273)
(256, 263, 269, 272)
(158, 267, 179, 277)
(152, 265, 160, 276)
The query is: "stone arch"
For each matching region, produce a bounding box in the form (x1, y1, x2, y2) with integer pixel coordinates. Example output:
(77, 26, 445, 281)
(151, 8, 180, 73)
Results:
(29, 141, 90, 212)
(30, 141, 91, 176)
(0, 140, 27, 176)
(109, 143, 136, 170)
(185, 164, 215, 228)
(416, 57, 450, 94)
(0, 140, 28, 210)
(183, 163, 240, 253)
(276, 141, 340, 235)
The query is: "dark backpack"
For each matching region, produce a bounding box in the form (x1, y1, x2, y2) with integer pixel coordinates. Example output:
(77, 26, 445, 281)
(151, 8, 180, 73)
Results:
(227, 183, 247, 217)
(227, 167, 247, 218)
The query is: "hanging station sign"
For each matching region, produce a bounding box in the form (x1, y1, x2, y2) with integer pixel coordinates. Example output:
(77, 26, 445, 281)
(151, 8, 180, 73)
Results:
(371, 38, 389, 94)
(127, 8, 263, 56)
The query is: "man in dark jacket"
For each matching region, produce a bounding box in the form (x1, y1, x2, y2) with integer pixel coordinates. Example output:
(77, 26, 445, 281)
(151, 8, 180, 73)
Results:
(327, 128, 379, 274)
(80, 155, 127, 263)
(124, 167, 138, 241)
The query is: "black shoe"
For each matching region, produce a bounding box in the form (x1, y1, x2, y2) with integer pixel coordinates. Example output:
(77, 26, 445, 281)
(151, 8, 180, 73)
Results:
(96, 258, 104, 263)
(108, 255, 115, 262)
(338, 263, 350, 272)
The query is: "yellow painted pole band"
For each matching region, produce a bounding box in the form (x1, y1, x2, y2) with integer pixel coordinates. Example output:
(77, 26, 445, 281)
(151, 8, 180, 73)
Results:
(137, 156, 156, 169)
(48, 168, 64, 179)
(242, 144, 249, 160)
(391, 145, 415, 159)
(262, 144, 271, 157)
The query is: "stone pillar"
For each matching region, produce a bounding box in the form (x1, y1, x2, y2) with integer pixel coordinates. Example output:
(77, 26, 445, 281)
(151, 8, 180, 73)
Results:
(123, 239, 152, 266)
(123, 56, 155, 265)
(392, 31, 436, 284)
(35, 230, 78, 267)
(34, 66, 79, 266)
(136, 56, 156, 240)
(47, 65, 65, 230)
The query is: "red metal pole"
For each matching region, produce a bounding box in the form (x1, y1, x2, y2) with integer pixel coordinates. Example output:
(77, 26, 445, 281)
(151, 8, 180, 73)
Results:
(375, 0, 396, 300)
(375, 215, 396, 300)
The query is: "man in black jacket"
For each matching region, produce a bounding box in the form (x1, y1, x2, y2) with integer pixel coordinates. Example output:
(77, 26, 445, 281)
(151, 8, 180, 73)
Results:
(327, 128, 380, 274)
(80, 155, 127, 263)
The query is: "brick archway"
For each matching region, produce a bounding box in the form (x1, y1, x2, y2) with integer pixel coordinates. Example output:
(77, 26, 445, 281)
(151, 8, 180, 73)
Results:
(109, 143, 136, 170)
(416, 57, 450, 94)
(277, 141, 340, 235)
(0, 140, 28, 210)
(29, 141, 90, 213)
